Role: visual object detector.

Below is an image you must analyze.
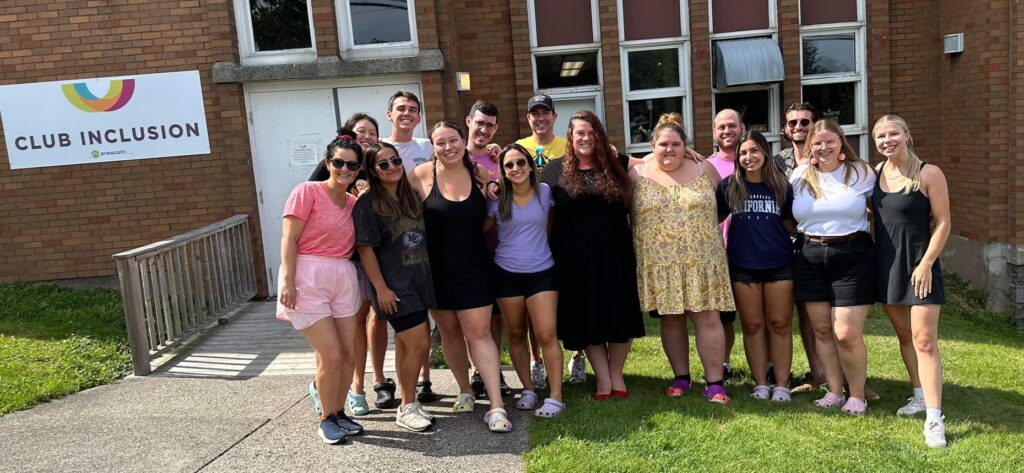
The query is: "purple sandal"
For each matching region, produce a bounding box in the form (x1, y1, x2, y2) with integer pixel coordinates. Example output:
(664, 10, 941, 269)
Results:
(534, 398, 565, 418)
(665, 379, 691, 397)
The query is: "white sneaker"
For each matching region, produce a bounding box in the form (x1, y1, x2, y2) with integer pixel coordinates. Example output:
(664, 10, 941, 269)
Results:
(568, 354, 587, 384)
(414, 401, 435, 424)
(924, 416, 947, 448)
(897, 395, 926, 416)
(396, 403, 432, 432)
(531, 360, 547, 390)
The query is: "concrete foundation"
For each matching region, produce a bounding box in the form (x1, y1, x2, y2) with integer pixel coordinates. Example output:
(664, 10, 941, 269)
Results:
(943, 235, 1024, 328)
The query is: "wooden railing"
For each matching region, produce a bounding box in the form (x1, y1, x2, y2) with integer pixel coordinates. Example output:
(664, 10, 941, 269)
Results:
(113, 215, 257, 375)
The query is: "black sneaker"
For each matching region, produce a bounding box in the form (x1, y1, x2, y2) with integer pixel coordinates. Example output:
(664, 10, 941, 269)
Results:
(416, 380, 438, 403)
(499, 373, 512, 397)
(334, 411, 364, 436)
(470, 371, 486, 398)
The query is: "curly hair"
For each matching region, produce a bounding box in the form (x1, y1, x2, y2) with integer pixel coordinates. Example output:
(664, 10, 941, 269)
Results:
(560, 110, 632, 206)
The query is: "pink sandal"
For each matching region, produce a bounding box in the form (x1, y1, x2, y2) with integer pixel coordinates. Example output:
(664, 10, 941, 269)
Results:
(841, 396, 867, 415)
(814, 392, 846, 409)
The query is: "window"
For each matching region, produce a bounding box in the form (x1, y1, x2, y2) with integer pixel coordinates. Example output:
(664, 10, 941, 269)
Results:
(233, 0, 317, 66)
(618, 0, 690, 152)
(336, 0, 418, 59)
(709, 1, 780, 149)
(799, 0, 867, 156)
(529, 0, 604, 121)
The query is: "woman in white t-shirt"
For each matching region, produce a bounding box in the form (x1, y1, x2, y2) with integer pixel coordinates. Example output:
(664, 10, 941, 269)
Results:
(790, 119, 876, 415)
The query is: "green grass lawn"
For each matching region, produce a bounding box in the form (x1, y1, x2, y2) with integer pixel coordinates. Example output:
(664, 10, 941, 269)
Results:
(0, 283, 130, 416)
(526, 275, 1024, 472)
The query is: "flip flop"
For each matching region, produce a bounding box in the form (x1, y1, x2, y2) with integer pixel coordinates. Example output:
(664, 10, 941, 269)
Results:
(534, 398, 564, 418)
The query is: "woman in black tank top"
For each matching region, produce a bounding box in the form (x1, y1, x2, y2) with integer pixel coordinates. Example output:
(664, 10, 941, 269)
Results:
(409, 121, 511, 433)
(872, 115, 951, 449)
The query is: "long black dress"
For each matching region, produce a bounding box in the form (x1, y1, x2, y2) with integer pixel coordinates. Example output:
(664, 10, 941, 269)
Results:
(873, 162, 945, 305)
(541, 156, 645, 351)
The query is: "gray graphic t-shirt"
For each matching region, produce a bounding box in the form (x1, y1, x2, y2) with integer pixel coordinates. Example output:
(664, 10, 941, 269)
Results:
(353, 196, 436, 318)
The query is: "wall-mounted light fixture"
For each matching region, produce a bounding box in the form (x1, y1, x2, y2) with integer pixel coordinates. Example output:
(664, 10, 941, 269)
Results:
(943, 33, 964, 54)
(456, 72, 471, 91)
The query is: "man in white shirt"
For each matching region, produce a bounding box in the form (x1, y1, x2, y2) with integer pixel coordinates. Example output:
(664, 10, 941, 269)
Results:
(381, 90, 434, 174)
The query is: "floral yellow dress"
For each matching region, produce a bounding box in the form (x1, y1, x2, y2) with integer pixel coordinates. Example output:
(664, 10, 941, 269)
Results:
(632, 165, 735, 314)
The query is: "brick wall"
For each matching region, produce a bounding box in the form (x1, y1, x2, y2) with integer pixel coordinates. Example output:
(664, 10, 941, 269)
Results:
(597, 0, 624, 147)
(0, 1, 262, 288)
(688, 0, 713, 153)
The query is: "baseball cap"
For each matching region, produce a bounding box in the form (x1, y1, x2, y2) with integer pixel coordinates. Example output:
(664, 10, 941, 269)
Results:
(527, 94, 555, 113)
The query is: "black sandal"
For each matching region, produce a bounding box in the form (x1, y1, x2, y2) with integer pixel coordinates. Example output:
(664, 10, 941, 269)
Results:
(416, 380, 438, 403)
(373, 378, 398, 409)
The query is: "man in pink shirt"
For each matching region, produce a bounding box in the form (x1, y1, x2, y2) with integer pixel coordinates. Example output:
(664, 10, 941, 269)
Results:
(708, 108, 744, 379)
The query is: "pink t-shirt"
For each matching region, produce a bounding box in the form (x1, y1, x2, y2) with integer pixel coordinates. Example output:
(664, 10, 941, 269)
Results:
(469, 152, 500, 180)
(708, 152, 735, 246)
(282, 181, 357, 258)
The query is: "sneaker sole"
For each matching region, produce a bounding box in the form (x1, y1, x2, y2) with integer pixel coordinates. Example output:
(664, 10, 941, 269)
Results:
(318, 428, 346, 445)
(396, 418, 432, 432)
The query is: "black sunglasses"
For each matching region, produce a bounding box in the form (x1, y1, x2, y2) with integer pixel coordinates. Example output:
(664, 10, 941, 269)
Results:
(375, 156, 403, 171)
(330, 158, 361, 171)
(503, 158, 529, 170)
(787, 118, 812, 128)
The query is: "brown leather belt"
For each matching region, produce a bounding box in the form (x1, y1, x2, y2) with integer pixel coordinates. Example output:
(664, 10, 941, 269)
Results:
(803, 231, 868, 245)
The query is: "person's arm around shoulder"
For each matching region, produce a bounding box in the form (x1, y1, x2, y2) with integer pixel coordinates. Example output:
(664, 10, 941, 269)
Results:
(408, 161, 432, 200)
(702, 160, 722, 188)
(474, 162, 500, 200)
(913, 164, 951, 299)
(715, 176, 730, 222)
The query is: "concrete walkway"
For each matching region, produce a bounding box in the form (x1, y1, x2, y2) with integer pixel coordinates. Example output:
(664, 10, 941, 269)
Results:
(0, 303, 528, 472)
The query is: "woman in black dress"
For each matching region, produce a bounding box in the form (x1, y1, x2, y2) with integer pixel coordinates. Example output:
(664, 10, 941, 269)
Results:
(408, 121, 511, 432)
(540, 110, 645, 400)
(873, 115, 951, 449)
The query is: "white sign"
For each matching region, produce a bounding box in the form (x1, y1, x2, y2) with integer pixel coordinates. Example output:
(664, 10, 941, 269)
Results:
(288, 142, 319, 167)
(0, 70, 210, 169)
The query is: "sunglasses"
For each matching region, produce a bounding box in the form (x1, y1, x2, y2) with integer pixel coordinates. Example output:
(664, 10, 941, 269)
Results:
(375, 156, 403, 171)
(503, 158, 529, 170)
(787, 118, 812, 128)
(330, 158, 361, 171)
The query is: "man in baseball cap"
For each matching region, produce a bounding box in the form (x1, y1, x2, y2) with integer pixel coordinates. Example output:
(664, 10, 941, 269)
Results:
(516, 94, 567, 169)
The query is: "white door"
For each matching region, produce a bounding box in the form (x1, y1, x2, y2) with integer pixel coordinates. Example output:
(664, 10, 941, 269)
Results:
(551, 94, 604, 141)
(335, 83, 426, 140)
(249, 88, 338, 291)
(248, 80, 426, 294)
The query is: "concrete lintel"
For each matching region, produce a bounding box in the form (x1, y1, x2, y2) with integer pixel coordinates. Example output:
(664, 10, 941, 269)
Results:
(212, 50, 445, 84)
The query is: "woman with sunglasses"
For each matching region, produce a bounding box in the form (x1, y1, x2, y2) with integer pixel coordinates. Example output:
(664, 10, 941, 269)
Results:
(353, 142, 437, 432)
(277, 132, 366, 444)
(790, 119, 876, 415)
(483, 143, 564, 418)
(407, 121, 510, 433)
(872, 115, 950, 448)
(632, 114, 734, 404)
(540, 110, 645, 401)
(308, 114, 414, 418)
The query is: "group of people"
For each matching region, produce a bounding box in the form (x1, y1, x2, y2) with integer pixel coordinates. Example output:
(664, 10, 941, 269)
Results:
(275, 90, 951, 450)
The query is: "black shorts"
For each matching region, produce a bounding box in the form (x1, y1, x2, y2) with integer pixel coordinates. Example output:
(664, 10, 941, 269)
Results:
(387, 309, 429, 333)
(719, 310, 737, 324)
(729, 264, 794, 283)
(793, 233, 875, 307)
(494, 266, 557, 299)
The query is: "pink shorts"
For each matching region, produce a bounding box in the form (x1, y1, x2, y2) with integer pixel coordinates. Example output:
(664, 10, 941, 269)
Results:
(277, 255, 360, 331)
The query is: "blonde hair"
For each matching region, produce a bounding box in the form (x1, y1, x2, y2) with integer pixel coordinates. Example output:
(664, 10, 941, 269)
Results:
(798, 119, 869, 200)
(872, 115, 922, 195)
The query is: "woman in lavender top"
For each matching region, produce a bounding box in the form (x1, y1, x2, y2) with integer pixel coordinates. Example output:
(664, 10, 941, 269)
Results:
(483, 143, 564, 418)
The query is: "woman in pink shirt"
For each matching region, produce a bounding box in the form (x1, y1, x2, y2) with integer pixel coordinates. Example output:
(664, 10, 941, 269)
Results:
(277, 133, 365, 444)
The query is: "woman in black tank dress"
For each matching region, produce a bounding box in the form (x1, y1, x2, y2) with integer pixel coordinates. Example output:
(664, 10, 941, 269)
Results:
(408, 121, 510, 433)
(872, 115, 951, 449)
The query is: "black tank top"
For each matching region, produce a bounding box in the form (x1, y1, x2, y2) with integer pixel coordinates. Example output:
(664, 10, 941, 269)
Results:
(423, 162, 490, 273)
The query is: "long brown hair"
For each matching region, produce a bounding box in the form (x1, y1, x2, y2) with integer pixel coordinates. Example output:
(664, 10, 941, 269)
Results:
(364, 142, 422, 220)
(561, 110, 632, 206)
(496, 143, 541, 222)
(726, 130, 789, 212)
(798, 119, 869, 199)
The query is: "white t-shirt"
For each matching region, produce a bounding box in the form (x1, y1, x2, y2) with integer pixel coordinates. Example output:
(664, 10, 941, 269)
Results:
(382, 137, 433, 174)
(790, 163, 876, 236)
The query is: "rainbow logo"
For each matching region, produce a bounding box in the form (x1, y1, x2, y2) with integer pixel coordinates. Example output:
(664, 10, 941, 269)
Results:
(61, 79, 135, 113)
